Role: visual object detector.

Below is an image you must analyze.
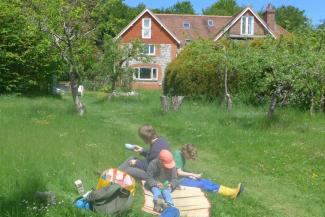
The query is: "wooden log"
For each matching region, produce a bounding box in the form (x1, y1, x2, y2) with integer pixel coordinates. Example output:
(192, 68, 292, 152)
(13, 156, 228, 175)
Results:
(160, 96, 170, 112)
(172, 96, 184, 111)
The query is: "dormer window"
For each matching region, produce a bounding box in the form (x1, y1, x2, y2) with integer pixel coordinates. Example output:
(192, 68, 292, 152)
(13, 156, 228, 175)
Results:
(207, 19, 214, 27)
(142, 18, 151, 39)
(183, 21, 190, 29)
(241, 16, 254, 35)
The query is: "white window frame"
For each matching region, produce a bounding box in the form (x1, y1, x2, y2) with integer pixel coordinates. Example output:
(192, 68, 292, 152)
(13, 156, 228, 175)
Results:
(133, 67, 158, 81)
(241, 16, 254, 36)
(208, 19, 214, 27)
(143, 44, 155, 56)
(183, 21, 190, 29)
(142, 18, 152, 39)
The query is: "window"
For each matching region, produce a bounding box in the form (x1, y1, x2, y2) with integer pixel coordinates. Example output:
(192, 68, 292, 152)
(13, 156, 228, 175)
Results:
(207, 19, 214, 27)
(134, 67, 158, 81)
(143, 44, 155, 55)
(183, 21, 190, 29)
(142, 18, 151, 39)
(241, 16, 254, 35)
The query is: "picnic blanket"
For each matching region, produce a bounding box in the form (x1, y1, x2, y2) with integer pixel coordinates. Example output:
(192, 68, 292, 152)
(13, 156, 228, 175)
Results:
(142, 183, 211, 217)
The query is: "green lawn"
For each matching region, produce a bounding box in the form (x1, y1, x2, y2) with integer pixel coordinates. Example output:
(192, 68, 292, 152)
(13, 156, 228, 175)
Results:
(0, 91, 324, 217)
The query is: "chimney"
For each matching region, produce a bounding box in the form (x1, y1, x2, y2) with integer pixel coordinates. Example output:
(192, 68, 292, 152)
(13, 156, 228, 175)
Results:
(263, 4, 276, 32)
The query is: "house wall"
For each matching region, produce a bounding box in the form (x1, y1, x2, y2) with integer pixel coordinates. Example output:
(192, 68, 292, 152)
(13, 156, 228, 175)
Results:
(121, 12, 178, 89)
(229, 11, 267, 36)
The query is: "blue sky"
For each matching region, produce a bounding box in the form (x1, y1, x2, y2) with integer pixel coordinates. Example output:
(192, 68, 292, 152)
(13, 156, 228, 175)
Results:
(124, 0, 324, 26)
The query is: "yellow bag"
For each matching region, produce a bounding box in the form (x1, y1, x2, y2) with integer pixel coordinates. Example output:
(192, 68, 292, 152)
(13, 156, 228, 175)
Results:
(96, 168, 136, 195)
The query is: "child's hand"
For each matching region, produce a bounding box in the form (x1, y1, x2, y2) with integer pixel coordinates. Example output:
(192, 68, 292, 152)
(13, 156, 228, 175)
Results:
(194, 173, 202, 179)
(157, 182, 164, 189)
(128, 159, 137, 166)
(133, 145, 143, 153)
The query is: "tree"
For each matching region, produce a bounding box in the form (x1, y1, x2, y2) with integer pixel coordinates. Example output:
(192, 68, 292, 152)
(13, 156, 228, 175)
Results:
(92, 0, 144, 41)
(275, 6, 311, 32)
(203, 0, 241, 16)
(95, 36, 150, 99)
(153, 1, 195, 14)
(27, 0, 95, 116)
(0, 0, 61, 94)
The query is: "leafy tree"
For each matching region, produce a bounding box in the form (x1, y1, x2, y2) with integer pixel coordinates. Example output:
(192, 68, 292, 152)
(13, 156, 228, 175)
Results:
(153, 1, 195, 14)
(203, 0, 242, 16)
(92, 0, 144, 41)
(95, 36, 150, 99)
(0, 0, 60, 93)
(275, 6, 311, 32)
(27, 0, 96, 115)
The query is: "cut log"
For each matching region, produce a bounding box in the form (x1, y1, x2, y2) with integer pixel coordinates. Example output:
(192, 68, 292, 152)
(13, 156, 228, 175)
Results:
(160, 96, 170, 112)
(172, 96, 184, 111)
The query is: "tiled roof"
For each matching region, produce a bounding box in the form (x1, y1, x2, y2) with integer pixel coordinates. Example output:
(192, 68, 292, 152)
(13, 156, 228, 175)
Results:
(155, 14, 233, 46)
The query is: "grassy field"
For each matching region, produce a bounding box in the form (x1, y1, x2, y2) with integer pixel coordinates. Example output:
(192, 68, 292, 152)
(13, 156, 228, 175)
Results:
(0, 91, 324, 217)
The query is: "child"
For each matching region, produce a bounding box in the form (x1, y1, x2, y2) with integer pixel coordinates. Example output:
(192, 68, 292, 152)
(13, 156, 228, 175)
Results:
(119, 124, 171, 180)
(145, 150, 178, 212)
(173, 144, 244, 199)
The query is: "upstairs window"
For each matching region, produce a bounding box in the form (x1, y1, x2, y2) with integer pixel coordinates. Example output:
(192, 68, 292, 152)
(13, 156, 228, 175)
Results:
(183, 21, 190, 29)
(134, 67, 158, 81)
(241, 16, 254, 35)
(207, 19, 214, 27)
(143, 44, 155, 55)
(142, 18, 151, 39)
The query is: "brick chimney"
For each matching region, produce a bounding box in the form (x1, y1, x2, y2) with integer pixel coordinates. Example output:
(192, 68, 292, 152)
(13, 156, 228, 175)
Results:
(263, 4, 276, 32)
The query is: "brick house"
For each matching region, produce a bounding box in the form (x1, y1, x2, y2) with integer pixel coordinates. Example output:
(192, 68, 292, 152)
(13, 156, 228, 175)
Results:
(116, 5, 287, 89)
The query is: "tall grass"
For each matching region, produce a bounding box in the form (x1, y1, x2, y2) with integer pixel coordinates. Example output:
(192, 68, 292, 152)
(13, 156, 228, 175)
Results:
(0, 91, 324, 217)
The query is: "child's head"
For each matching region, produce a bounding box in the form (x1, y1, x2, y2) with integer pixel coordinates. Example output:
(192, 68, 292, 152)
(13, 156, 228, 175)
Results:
(138, 124, 158, 144)
(159, 150, 175, 169)
(181, 144, 198, 160)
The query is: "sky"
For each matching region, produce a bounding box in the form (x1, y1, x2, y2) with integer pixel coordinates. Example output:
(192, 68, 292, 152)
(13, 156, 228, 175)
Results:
(124, 0, 325, 26)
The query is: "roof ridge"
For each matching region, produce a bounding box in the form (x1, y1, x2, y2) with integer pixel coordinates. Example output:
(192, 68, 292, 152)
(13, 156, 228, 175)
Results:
(154, 13, 232, 18)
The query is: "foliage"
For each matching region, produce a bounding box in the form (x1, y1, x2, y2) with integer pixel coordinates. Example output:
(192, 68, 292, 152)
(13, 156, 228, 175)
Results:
(153, 1, 195, 14)
(275, 5, 311, 32)
(202, 0, 242, 16)
(164, 30, 325, 112)
(164, 40, 222, 100)
(0, 0, 61, 93)
(92, 0, 145, 40)
(93, 36, 150, 93)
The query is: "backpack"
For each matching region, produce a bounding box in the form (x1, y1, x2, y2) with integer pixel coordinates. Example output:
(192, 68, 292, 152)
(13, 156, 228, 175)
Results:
(76, 168, 136, 215)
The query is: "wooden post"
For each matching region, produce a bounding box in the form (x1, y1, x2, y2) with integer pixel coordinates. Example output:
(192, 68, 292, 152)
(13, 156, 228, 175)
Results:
(160, 96, 170, 112)
(172, 96, 185, 111)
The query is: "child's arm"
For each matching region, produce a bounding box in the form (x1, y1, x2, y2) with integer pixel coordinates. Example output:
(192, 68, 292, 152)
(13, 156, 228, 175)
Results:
(177, 168, 202, 179)
(145, 159, 159, 189)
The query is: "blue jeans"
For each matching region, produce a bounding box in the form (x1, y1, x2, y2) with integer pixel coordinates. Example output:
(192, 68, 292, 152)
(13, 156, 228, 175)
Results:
(151, 187, 174, 206)
(179, 178, 220, 192)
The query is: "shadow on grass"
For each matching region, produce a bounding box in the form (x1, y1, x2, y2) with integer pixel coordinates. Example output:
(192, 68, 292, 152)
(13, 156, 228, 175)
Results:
(0, 173, 47, 217)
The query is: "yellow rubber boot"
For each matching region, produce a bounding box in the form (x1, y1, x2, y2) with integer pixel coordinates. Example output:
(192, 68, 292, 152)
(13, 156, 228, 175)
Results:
(218, 183, 244, 199)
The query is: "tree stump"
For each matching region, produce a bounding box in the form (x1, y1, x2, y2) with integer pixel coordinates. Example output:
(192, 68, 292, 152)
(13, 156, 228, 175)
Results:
(172, 96, 184, 111)
(160, 96, 170, 112)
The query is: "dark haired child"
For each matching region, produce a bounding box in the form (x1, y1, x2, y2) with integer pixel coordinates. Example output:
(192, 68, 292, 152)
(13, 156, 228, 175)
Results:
(173, 144, 244, 199)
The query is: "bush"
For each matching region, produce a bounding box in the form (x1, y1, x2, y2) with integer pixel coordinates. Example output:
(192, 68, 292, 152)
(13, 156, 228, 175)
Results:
(164, 31, 325, 111)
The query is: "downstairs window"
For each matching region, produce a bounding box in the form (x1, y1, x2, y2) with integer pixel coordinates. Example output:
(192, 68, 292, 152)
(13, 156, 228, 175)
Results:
(134, 67, 158, 81)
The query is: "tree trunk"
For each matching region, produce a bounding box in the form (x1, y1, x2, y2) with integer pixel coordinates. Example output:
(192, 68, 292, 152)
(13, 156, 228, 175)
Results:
(69, 67, 85, 116)
(310, 92, 315, 115)
(172, 96, 184, 111)
(108, 65, 117, 100)
(160, 96, 170, 112)
(267, 86, 282, 119)
(320, 90, 324, 113)
(224, 64, 232, 111)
